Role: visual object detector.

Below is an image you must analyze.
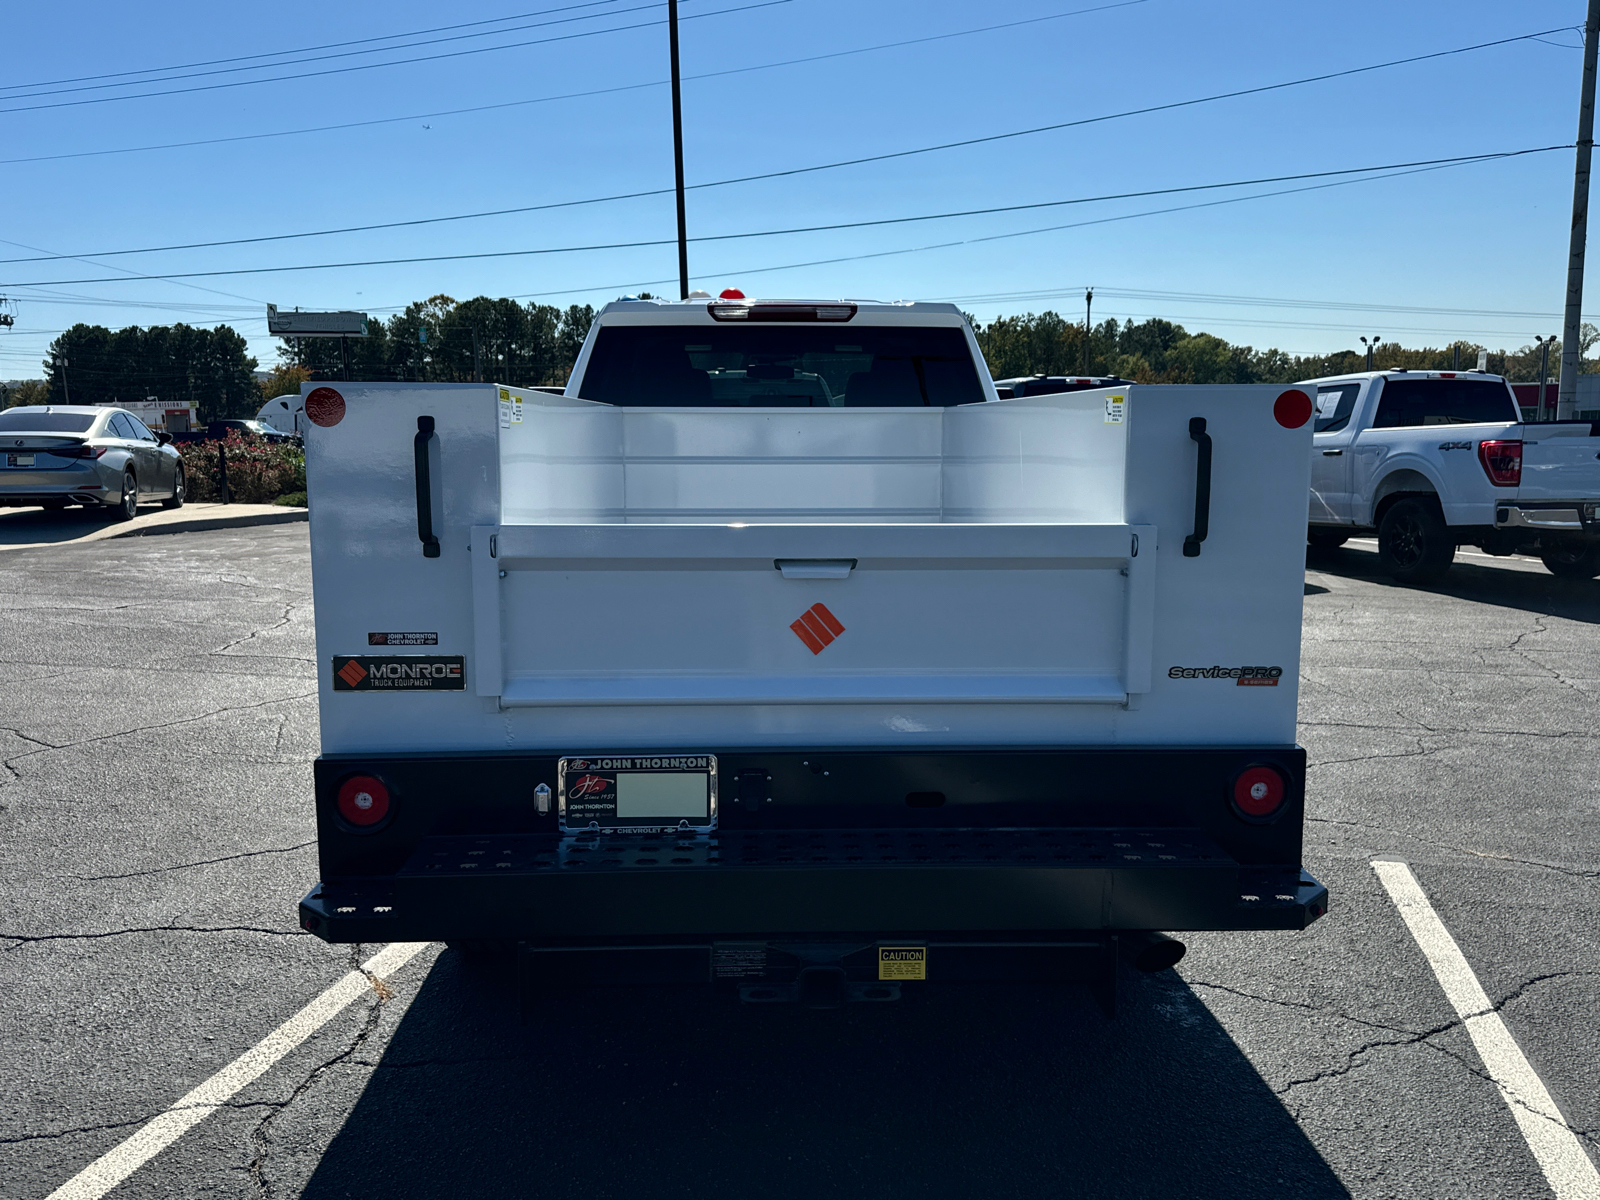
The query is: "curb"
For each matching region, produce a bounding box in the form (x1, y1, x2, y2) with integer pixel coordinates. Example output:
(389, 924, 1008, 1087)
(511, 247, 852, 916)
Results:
(109, 509, 308, 539)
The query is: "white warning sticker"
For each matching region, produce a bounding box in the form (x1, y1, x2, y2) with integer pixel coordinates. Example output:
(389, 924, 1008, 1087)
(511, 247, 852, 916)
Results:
(1104, 393, 1126, 425)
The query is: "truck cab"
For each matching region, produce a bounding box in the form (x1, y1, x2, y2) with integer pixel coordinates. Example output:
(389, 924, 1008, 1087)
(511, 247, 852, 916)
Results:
(296, 296, 1327, 1009)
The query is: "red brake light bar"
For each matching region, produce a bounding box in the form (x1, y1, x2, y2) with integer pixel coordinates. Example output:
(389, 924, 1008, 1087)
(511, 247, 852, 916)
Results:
(708, 302, 857, 323)
(1477, 439, 1522, 487)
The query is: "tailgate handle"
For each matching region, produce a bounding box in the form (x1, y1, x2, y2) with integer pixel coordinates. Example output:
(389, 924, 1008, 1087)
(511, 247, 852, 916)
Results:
(414, 415, 441, 559)
(776, 559, 856, 579)
(1183, 416, 1211, 558)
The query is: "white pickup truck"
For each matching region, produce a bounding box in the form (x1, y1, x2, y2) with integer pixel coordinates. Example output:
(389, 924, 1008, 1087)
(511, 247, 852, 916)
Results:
(1304, 369, 1600, 582)
(295, 295, 1326, 1010)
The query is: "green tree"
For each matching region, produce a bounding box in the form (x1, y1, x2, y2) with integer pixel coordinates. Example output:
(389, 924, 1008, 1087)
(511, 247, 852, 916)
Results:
(2, 379, 49, 408)
(44, 323, 257, 418)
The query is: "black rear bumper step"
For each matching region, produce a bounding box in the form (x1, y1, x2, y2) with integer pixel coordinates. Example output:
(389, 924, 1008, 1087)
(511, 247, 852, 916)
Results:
(297, 826, 1327, 943)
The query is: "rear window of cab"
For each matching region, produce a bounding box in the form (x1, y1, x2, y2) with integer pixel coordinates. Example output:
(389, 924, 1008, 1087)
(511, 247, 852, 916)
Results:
(578, 325, 987, 407)
(1372, 379, 1519, 428)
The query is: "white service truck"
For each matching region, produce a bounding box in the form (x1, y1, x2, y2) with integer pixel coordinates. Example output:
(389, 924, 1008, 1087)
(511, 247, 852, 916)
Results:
(296, 296, 1327, 1009)
(1304, 369, 1600, 582)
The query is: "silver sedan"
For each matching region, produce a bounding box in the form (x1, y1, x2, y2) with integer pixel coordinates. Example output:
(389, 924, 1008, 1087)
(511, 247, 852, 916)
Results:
(0, 405, 186, 520)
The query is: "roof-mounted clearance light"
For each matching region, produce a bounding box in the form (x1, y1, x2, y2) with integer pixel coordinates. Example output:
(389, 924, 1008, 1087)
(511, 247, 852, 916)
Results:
(719, 288, 746, 300)
(708, 302, 858, 323)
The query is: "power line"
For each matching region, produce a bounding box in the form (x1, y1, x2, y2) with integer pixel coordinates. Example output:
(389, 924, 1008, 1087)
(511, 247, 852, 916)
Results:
(940, 285, 1594, 322)
(0, 147, 1567, 288)
(490, 152, 1558, 303)
(1, 0, 662, 103)
(0, 23, 1565, 268)
(0, 1, 1145, 168)
(0, 0, 793, 115)
(0, 0, 626, 93)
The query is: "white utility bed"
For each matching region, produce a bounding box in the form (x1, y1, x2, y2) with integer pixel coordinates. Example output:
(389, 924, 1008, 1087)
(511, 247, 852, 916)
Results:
(307, 382, 1312, 754)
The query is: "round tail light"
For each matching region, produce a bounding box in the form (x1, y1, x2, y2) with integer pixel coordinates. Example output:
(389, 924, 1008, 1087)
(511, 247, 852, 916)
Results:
(337, 775, 390, 827)
(1232, 765, 1289, 821)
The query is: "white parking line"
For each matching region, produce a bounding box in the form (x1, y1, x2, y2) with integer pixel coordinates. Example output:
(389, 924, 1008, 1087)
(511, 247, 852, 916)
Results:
(1373, 860, 1600, 1200)
(43, 941, 431, 1200)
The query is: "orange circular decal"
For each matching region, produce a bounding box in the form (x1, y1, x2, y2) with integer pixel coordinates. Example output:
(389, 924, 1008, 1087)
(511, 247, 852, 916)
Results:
(1273, 389, 1312, 429)
(305, 386, 346, 428)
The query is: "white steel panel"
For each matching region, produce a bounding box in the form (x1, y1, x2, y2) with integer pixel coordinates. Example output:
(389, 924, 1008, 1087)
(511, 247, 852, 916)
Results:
(310, 380, 1309, 754)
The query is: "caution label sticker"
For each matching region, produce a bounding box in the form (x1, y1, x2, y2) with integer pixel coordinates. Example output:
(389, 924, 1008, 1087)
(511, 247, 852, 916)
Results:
(1104, 393, 1126, 425)
(878, 946, 926, 981)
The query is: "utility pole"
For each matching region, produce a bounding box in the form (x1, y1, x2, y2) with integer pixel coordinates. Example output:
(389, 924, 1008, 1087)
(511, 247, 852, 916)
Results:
(1559, 0, 1600, 419)
(1081, 288, 1093, 375)
(472, 327, 482, 383)
(59, 355, 71, 404)
(668, 0, 690, 300)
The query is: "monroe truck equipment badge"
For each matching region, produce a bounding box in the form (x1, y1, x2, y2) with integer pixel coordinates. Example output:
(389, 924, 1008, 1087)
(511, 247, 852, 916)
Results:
(331, 655, 464, 691)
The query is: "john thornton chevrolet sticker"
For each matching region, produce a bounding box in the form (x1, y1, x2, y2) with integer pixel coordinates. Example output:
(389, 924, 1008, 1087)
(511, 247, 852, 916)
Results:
(332, 655, 465, 691)
(878, 946, 927, 981)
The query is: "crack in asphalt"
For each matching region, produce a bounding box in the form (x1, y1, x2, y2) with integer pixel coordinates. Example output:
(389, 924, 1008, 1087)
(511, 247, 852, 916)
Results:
(0, 691, 318, 775)
(76, 841, 316, 882)
(212, 598, 305, 657)
(1304, 815, 1600, 881)
(1, 925, 305, 949)
(1300, 718, 1598, 742)
(1192, 971, 1600, 1137)
(247, 944, 394, 1199)
(1307, 739, 1438, 769)
(0, 1099, 287, 1149)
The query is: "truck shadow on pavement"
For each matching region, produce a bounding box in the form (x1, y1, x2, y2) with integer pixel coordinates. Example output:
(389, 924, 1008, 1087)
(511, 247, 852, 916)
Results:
(1309, 545, 1600, 625)
(302, 951, 1350, 1200)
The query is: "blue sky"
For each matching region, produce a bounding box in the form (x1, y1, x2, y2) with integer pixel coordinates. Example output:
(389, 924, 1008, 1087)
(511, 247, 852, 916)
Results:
(0, 0, 1591, 379)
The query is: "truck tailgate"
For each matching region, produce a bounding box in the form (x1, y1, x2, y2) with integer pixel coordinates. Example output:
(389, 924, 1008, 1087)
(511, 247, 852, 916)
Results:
(1519, 423, 1600, 500)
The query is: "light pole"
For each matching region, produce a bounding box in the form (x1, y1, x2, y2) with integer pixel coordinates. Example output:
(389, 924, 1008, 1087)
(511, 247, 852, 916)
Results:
(1535, 334, 1557, 420)
(1361, 336, 1381, 371)
(58, 355, 71, 404)
(668, 0, 689, 299)
(1081, 288, 1094, 375)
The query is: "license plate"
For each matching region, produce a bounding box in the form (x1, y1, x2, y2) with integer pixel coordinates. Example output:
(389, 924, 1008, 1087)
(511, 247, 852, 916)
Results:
(7, 454, 34, 467)
(558, 755, 718, 833)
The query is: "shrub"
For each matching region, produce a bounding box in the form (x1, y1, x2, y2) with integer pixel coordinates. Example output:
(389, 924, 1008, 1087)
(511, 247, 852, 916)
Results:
(179, 432, 305, 504)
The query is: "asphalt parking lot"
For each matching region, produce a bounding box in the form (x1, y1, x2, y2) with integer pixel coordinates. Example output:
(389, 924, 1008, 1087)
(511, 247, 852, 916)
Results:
(2, 525, 1597, 1199)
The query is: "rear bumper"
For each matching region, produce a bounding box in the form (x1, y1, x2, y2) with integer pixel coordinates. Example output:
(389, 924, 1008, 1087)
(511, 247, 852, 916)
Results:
(301, 745, 1324, 944)
(298, 843, 1327, 944)
(1495, 503, 1599, 539)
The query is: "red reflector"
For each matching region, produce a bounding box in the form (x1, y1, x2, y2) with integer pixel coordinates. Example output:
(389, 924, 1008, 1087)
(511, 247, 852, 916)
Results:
(337, 775, 390, 826)
(1232, 766, 1287, 818)
(1273, 389, 1313, 429)
(719, 288, 746, 300)
(1477, 439, 1522, 487)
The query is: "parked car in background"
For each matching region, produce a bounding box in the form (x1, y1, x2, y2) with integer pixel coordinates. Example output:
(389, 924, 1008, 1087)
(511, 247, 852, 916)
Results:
(208, 418, 299, 445)
(1301, 369, 1600, 582)
(991, 374, 1132, 399)
(0, 405, 186, 519)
